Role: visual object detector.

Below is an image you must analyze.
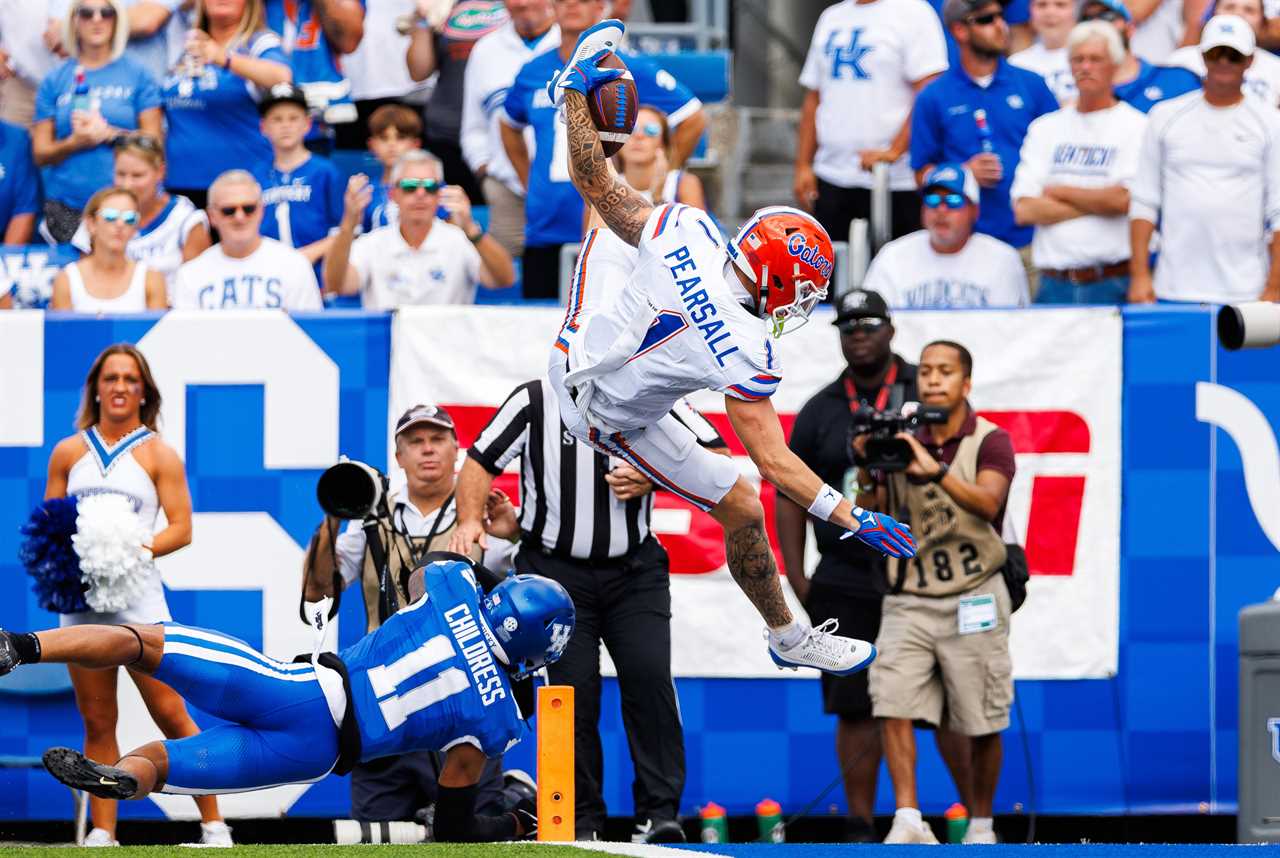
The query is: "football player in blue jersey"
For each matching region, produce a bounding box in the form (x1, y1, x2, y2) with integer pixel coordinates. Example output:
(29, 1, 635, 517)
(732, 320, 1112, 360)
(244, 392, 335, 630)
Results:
(0, 557, 573, 843)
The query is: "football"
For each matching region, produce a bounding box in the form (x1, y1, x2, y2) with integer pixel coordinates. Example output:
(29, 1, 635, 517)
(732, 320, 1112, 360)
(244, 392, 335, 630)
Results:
(587, 52, 638, 157)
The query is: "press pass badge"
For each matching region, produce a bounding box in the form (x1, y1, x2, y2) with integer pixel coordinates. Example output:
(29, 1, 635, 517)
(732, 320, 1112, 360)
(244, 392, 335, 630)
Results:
(958, 593, 998, 635)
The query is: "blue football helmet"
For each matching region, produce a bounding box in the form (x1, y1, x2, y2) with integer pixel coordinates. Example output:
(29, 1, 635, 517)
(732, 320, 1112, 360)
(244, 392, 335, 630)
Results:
(480, 575, 575, 680)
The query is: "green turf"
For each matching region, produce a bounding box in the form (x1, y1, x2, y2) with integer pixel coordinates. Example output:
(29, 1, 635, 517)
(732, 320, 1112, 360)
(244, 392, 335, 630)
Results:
(0, 846, 593, 856)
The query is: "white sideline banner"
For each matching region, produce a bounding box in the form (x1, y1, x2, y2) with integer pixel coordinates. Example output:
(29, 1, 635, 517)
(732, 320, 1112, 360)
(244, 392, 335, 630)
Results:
(392, 306, 1122, 680)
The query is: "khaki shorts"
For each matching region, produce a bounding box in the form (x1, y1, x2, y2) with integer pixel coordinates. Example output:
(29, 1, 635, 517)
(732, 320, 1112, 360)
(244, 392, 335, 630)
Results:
(869, 571, 1013, 735)
(482, 175, 526, 258)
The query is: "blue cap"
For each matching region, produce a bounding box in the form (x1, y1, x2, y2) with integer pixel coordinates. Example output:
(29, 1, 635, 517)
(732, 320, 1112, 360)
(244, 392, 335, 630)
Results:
(922, 163, 980, 205)
(1086, 0, 1132, 22)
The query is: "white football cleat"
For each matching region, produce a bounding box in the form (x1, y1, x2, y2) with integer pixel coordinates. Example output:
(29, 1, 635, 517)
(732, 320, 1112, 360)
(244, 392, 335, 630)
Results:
(884, 815, 940, 845)
(200, 821, 234, 847)
(548, 18, 625, 108)
(767, 618, 876, 676)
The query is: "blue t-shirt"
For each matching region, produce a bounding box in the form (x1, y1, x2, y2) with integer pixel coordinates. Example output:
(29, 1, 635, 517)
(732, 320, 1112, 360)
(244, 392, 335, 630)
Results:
(362, 181, 398, 233)
(1114, 60, 1201, 113)
(264, 0, 365, 125)
(256, 153, 343, 251)
(341, 562, 528, 763)
(35, 57, 162, 209)
(911, 59, 1057, 247)
(162, 30, 288, 189)
(0, 121, 40, 236)
(504, 48, 700, 247)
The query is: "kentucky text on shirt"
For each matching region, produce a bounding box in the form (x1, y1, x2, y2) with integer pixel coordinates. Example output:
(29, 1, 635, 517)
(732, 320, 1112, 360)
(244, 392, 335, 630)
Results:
(1051, 144, 1118, 170)
(262, 181, 316, 205)
(444, 603, 506, 706)
(666, 245, 740, 367)
(55, 85, 135, 105)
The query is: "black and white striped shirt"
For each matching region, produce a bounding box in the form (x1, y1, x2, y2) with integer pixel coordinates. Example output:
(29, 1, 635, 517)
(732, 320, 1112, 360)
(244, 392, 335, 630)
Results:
(468, 379, 725, 562)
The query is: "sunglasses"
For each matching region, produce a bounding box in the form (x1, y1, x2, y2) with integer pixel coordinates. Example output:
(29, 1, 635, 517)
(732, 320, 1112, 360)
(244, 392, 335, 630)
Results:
(397, 178, 442, 194)
(839, 317, 889, 335)
(113, 132, 161, 152)
(1204, 46, 1248, 64)
(1082, 9, 1124, 22)
(98, 207, 139, 225)
(923, 192, 968, 210)
(76, 5, 117, 20)
(640, 122, 662, 138)
(966, 10, 1003, 24)
(218, 203, 259, 217)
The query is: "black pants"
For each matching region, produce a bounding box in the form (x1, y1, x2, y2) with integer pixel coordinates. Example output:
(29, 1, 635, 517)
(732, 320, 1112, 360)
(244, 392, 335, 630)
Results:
(515, 538, 685, 837)
(350, 749, 505, 823)
(522, 243, 563, 300)
(813, 179, 921, 249)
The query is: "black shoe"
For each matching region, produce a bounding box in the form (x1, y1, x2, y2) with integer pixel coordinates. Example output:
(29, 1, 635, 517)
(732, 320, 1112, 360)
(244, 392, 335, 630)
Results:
(0, 630, 18, 677)
(501, 768, 537, 817)
(845, 816, 878, 843)
(42, 747, 138, 799)
(633, 818, 685, 844)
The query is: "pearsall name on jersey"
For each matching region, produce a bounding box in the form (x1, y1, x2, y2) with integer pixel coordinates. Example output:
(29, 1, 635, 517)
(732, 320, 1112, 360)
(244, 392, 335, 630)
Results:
(442, 601, 507, 707)
(665, 244, 740, 368)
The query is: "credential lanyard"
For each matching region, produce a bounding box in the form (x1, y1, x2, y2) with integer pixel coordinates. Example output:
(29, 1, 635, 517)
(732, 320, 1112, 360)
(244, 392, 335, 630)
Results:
(844, 360, 899, 413)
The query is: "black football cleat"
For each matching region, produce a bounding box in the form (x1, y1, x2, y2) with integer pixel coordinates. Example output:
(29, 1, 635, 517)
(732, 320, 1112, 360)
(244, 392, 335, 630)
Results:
(43, 747, 138, 800)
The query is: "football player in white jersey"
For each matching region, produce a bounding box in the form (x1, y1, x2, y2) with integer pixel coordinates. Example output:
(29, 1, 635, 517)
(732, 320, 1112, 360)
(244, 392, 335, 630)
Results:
(454, 20, 917, 677)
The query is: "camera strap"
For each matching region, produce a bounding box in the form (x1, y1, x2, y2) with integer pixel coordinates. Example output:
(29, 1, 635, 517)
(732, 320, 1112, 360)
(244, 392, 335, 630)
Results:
(844, 360, 899, 413)
(394, 493, 456, 599)
(363, 516, 397, 625)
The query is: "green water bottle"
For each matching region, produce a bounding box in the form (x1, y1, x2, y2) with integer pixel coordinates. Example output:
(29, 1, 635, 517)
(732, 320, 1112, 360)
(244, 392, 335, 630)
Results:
(755, 798, 784, 843)
(700, 802, 729, 843)
(945, 802, 969, 843)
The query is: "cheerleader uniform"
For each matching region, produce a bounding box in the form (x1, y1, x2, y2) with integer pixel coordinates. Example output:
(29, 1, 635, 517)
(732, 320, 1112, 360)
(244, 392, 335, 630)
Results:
(60, 425, 171, 627)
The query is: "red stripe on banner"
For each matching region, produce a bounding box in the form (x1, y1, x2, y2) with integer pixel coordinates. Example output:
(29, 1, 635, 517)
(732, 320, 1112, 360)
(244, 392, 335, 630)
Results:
(701, 412, 797, 457)
(1025, 475, 1085, 576)
(445, 404, 501, 449)
(979, 410, 1090, 454)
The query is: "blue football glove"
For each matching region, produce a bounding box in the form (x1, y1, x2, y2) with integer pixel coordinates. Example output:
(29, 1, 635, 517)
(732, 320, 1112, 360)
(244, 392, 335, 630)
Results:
(841, 506, 917, 558)
(548, 49, 625, 106)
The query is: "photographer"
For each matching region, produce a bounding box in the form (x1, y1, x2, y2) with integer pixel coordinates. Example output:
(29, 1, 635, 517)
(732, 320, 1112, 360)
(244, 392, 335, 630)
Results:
(859, 341, 1016, 845)
(302, 403, 520, 828)
(775, 288, 916, 844)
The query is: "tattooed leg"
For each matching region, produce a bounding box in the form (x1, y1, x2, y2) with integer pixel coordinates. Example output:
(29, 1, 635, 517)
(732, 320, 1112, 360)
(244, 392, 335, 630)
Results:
(711, 478, 793, 628)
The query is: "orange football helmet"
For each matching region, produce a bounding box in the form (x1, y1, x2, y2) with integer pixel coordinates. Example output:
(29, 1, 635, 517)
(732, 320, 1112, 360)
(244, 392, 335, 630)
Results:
(727, 205, 834, 338)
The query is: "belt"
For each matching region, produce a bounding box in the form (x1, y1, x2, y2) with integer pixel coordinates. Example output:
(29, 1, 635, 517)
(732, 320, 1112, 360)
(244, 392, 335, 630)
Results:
(1040, 259, 1130, 284)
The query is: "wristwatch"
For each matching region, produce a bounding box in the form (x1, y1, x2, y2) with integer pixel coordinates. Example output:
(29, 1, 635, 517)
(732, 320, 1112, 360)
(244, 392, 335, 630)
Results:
(930, 462, 949, 483)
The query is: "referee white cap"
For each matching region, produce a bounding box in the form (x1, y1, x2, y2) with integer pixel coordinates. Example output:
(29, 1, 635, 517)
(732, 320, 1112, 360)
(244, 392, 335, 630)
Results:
(1200, 14, 1255, 57)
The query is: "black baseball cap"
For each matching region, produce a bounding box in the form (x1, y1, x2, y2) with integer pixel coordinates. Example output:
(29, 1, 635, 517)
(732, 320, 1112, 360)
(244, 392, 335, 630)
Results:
(833, 289, 891, 326)
(942, 0, 1005, 24)
(257, 82, 310, 116)
(395, 403, 455, 437)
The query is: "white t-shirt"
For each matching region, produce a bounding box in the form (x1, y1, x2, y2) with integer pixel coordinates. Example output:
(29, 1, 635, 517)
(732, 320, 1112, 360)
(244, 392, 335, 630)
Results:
(461, 20, 560, 196)
(342, 0, 431, 101)
(863, 230, 1029, 308)
(1009, 42, 1077, 105)
(1010, 102, 1148, 269)
(798, 0, 948, 190)
(1167, 45, 1280, 109)
(72, 195, 207, 288)
(349, 220, 483, 309)
(1130, 91, 1280, 302)
(1130, 0, 1184, 65)
(171, 238, 323, 310)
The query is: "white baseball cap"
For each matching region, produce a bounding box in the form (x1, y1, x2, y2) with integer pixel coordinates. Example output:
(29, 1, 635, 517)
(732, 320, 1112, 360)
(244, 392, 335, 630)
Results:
(1200, 14, 1255, 57)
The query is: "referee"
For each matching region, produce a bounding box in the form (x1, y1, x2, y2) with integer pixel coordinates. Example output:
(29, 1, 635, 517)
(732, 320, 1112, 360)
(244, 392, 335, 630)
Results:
(451, 379, 727, 844)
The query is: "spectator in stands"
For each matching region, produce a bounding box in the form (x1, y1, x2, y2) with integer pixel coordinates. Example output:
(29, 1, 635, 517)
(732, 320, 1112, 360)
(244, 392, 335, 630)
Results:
(362, 103, 423, 233)
(776, 288, 917, 844)
(46, 0, 185, 82)
(324, 149, 515, 307)
(1130, 0, 1210, 64)
(254, 82, 343, 268)
(0, 120, 40, 244)
(330, 0, 431, 150)
(43, 343, 231, 847)
(0, 3, 62, 126)
(911, 0, 1057, 285)
(1168, 0, 1280, 105)
(612, 105, 705, 208)
(1009, 0, 1079, 104)
(1130, 15, 1280, 304)
(794, 0, 948, 246)
(407, 0, 509, 202)
(864, 164, 1028, 307)
(264, 0, 364, 140)
(171, 169, 323, 309)
(161, 0, 291, 209)
(461, 0, 559, 257)
(868, 340, 1016, 846)
(71, 133, 211, 287)
(1013, 22, 1146, 304)
(33, 0, 163, 242)
(502, 0, 704, 299)
(51, 186, 167, 311)
(1081, 0, 1201, 112)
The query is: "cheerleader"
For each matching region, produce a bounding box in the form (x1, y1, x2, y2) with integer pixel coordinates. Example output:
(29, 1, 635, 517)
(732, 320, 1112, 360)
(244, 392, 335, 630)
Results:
(43, 344, 229, 847)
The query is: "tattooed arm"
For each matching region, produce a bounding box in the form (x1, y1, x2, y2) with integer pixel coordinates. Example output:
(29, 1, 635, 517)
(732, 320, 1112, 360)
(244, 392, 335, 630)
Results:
(563, 91, 654, 247)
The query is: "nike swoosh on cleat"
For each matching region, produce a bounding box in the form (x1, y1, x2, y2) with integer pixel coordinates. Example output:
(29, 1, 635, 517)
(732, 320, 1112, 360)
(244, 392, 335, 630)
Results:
(99, 777, 118, 786)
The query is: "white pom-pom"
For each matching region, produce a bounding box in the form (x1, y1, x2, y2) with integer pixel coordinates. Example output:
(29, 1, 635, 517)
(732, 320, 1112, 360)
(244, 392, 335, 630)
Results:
(72, 493, 155, 614)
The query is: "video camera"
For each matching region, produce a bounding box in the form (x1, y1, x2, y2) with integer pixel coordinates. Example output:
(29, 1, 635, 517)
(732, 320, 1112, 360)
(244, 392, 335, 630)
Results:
(316, 458, 390, 520)
(1218, 302, 1280, 350)
(850, 402, 949, 472)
